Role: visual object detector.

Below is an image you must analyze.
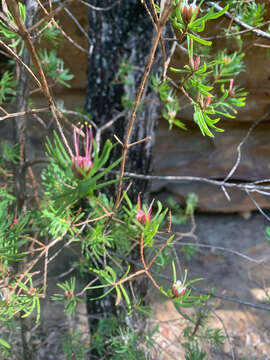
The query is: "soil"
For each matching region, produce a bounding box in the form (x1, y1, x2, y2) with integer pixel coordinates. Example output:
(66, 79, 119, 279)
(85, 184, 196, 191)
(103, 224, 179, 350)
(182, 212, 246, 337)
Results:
(148, 211, 270, 360)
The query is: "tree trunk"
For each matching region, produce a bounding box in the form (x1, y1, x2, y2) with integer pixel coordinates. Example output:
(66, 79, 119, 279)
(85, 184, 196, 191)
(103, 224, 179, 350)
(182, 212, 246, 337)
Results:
(85, 0, 159, 202)
(84, 2, 161, 356)
(13, 2, 39, 359)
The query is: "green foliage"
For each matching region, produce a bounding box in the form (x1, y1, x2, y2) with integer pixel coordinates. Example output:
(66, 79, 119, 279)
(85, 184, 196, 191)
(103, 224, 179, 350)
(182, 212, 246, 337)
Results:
(90, 314, 155, 359)
(184, 341, 206, 360)
(0, 141, 20, 164)
(39, 49, 74, 87)
(62, 330, 89, 360)
(44, 131, 122, 202)
(153, 2, 248, 136)
(0, 2, 26, 55)
(240, 2, 266, 27)
(0, 187, 28, 266)
(0, 337, 11, 358)
(1, 274, 42, 323)
(0, 1, 261, 358)
(182, 308, 225, 358)
(265, 226, 270, 243)
(183, 245, 197, 261)
(38, 22, 61, 46)
(52, 277, 82, 314)
(0, 71, 17, 102)
(151, 75, 186, 130)
(168, 193, 198, 225)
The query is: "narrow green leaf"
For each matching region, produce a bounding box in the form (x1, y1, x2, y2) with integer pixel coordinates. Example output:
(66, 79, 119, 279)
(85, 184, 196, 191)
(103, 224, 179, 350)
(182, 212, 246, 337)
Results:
(0, 338, 10, 349)
(188, 33, 212, 46)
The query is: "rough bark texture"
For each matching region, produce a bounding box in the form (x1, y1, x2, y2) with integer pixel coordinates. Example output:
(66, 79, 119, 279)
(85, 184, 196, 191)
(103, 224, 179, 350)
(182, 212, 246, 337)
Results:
(13, 2, 39, 359)
(14, 0, 38, 210)
(85, 0, 159, 202)
(84, 2, 161, 354)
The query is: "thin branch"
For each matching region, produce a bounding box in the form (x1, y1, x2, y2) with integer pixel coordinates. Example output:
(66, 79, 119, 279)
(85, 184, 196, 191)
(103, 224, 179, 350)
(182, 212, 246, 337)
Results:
(206, 19, 270, 41)
(64, 7, 91, 44)
(34, 0, 88, 53)
(0, 39, 41, 88)
(115, 2, 175, 209)
(172, 241, 266, 264)
(224, 115, 268, 182)
(246, 190, 270, 222)
(77, 0, 122, 12)
(29, 0, 75, 33)
(212, 310, 236, 360)
(206, 1, 270, 41)
(191, 284, 270, 312)
(112, 250, 270, 312)
(0, 107, 49, 122)
(113, 170, 270, 193)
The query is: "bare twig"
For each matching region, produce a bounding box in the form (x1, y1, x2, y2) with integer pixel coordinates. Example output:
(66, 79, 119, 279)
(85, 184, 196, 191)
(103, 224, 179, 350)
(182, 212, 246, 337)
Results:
(115, 1, 175, 209)
(77, 0, 122, 12)
(224, 115, 268, 183)
(212, 310, 236, 360)
(206, 1, 270, 41)
(0, 107, 49, 122)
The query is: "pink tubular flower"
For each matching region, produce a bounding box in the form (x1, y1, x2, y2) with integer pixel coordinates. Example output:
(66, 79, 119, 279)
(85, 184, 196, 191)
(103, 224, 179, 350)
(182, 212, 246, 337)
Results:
(72, 124, 93, 179)
(136, 193, 152, 225)
(189, 55, 200, 71)
(228, 79, 235, 96)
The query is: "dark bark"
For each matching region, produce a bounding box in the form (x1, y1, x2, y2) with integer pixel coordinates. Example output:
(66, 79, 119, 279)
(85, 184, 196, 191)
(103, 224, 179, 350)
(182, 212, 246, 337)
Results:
(85, 0, 159, 202)
(84, 2, 163, 357)
(13, 2, 39, 359)
(14, 0, 38, 210)
(84, 3, 162, 357)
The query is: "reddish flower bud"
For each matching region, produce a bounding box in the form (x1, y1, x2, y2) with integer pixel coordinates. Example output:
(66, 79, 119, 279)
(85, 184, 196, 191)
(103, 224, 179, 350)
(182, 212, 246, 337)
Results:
(9, 216, 18, 229)
(181, 0, 198, 25)
(136, 193, 152, 225)
(228, 79, 235, 96)
(172, 281, 186, 297)
(65, 289, 73, 299)
(72, 124, 93, 179)
(190, 55, 200, 71)
(172, 270, 188, 298)
(224, 57, 231, 65)
(201, 95, 212, 109)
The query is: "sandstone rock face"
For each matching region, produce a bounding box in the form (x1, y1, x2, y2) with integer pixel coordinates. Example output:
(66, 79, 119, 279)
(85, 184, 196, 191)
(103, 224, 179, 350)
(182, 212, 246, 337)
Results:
(152, 119, 270, 212)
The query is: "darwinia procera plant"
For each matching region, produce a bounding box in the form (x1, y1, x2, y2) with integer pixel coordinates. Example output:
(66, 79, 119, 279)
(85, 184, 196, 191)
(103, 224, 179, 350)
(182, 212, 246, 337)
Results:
(152, 0, 247, 137)
(0, 0, 268, 358)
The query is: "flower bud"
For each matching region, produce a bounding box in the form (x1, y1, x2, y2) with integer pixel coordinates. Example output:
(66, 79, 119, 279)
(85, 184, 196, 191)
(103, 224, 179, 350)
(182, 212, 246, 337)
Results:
(136, 193, 152, 225)
(228, 79, 235, 96)
(72, 124, 93, 179)
(64, 289, 73, 299)
(224, 57, 231, 65)
(181, 0, 198, 25)
(172, 269, 188, 298)
(9, 216, 18, 229)
(172, 280, 186, 298)
(189, 55, 200, 71)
